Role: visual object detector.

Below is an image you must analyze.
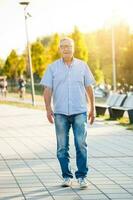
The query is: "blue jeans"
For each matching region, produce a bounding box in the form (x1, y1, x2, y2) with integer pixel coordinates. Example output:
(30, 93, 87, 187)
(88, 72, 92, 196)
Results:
(54, 113, 88, 179)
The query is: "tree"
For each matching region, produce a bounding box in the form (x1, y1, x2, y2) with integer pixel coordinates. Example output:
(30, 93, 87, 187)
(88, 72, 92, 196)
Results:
(71, 27, 88, 62)
(95, 29, 112, 84)
(0, 58, 4, 75)
(48, 33, 60, 61)
(40, 35, 51, 47)
(85, 31, 109, 83)
(113, 23, 129, 84)
(3, 50, 19, 79)
(31, 40, 48, 78)
(85, 24, 129, 85)
(17, 54, 26, 77)
(121, 35, 133, 86)
(93, 60, 104, 84)
(3, 50, 26, 79)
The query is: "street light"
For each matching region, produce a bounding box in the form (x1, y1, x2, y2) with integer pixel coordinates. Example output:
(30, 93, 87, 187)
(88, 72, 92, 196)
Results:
(111, 10, 117, 91)
(19, 0, 35, 106)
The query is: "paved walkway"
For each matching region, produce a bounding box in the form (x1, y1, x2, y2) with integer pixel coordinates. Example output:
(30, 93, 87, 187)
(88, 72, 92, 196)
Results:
(0, 105, 133, 200)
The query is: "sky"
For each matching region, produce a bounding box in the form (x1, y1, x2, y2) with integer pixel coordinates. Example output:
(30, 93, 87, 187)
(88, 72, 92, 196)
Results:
(0, 0, 133, 59)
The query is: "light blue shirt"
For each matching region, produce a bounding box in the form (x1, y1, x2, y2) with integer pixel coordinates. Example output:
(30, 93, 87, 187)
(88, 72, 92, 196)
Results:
(40, 58, 95, 115)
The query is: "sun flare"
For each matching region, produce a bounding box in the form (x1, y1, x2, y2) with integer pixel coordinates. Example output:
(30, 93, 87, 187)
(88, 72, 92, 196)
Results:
(0, 0, 133, 59)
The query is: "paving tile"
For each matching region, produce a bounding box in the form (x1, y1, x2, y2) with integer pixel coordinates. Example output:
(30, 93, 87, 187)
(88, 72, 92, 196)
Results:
(53, 196, 81, 200)
(76, 189, 102, 195)
(0, 183, 18, 188)
(100, 188, 128, 194)
(0, 188, 21, 193)
(79, 194, 109, 200)
(126, 188, 133, 194)
(49, 186, 76, 195)
(0, 192, 25, 200)
(0, 105, 133, 200)
(106, 193, 133, 199)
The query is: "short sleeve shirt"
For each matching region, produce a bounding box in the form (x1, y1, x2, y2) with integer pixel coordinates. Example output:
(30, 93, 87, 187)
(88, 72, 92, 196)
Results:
(40, 58, 95, 115)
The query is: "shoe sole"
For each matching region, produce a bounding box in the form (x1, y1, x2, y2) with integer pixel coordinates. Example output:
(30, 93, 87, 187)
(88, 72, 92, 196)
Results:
(80, 185, 88, 189)
(62, 183, 72, 187)
(62, 181, 72, 187)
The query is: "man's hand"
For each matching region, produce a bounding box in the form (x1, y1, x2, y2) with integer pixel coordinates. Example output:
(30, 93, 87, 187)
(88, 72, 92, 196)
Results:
(85, 85, 95, 125)
(88, 110, 95, 125)
(46, 107, 54, 124)
(43, 87, 53, 123)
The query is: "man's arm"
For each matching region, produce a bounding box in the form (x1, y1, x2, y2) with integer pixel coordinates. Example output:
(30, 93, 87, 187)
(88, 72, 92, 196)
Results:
(85, 85, 95, 125)
(43, 87, 54, 124)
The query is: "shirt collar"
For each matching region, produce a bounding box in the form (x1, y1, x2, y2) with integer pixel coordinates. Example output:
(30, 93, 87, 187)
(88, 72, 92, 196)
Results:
(61, 57, 76, 66)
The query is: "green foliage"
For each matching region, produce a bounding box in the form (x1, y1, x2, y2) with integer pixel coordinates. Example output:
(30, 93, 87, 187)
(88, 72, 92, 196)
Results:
(17, 55, 26, 76)
(113, 23, 129, 84)
(2, 24, 133, 87)
(85, 23, 130, 85)
(94, 61, 104, 84)
(71, 27, 88, 62)
(31, 40, 47, 78)
(40, 35, 51, 47)
(48, 33, 60, 61)
(121, 34, 133, 85)
(0, 58, 4, 75)
(3, 50, 26, 79)
(95, 29, 112, 83)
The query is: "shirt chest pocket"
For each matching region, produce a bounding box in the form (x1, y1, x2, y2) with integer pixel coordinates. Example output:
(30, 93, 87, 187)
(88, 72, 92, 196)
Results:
(53, 72, 67, 85)
(71, 74, 84, 85)
(69, 67, 84, 82)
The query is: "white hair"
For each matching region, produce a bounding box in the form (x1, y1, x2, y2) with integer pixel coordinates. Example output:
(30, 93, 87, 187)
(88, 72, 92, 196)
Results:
(59, 37, 74, 46)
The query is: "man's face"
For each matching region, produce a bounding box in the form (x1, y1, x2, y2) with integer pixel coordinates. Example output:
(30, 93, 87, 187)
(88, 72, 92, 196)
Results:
(59, 39, 74, 59)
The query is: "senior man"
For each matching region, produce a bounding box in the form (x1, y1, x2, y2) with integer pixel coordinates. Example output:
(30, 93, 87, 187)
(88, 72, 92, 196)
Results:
(40, 37, 95, 189)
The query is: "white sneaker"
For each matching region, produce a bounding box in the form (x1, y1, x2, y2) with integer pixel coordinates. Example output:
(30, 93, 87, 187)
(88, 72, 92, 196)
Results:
(62, 178, 72, 187)
(78, 178, 88, 189)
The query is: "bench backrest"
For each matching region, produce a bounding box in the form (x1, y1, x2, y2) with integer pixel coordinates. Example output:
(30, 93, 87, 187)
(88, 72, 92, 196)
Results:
(114, 94, 127, 107)
(106, 93, 120, 106)
(123, 95, 133, 108)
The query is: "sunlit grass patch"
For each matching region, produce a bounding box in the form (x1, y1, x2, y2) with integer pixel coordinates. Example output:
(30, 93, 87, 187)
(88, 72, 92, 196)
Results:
(118, 117, 133, 131)
(0, 100, 44, 110)
(7, 92, 43, 102)
(96, 114, 133, 131)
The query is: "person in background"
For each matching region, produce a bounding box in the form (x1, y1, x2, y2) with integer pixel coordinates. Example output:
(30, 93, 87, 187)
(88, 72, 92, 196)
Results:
(18, 75, 26, 99)
(0, 77, 7, 97)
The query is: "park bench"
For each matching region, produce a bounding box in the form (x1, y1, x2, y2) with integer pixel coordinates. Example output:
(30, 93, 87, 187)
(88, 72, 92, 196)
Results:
(108, 94, 133, 124)
(95, 93, 123, 116)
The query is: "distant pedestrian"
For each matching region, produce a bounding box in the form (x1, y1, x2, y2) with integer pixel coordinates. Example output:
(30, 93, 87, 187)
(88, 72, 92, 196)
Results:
(0, 77, 7, 97)
(18, 75, 26, 99)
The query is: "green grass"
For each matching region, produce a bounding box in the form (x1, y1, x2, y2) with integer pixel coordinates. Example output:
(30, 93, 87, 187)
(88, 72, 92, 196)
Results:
(7, 92, 44, 102)
(0, 91, 44, 110)
(118, 117, 133, 131)
(0, 100, 44, 110)
(96, 114, 133, 131)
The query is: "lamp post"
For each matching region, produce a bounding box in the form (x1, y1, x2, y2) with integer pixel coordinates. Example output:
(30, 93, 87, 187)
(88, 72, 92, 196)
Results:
(19, 0, 35, 106)
(111, 11, 117, 91)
